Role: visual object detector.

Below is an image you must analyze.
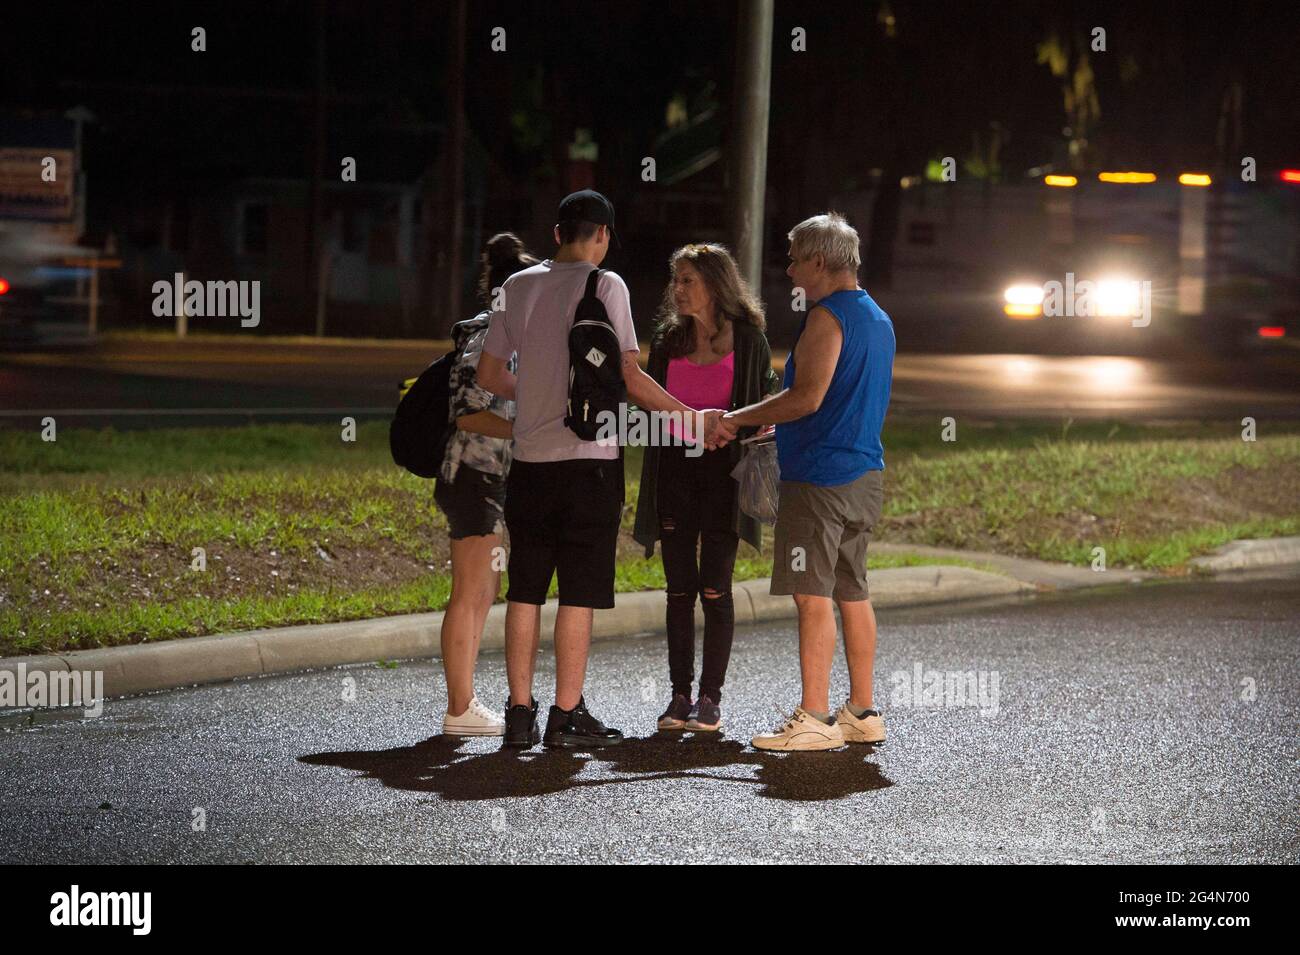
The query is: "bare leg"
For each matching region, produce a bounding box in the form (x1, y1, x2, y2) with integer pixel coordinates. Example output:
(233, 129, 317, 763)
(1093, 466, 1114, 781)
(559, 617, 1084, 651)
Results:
(838, 597, 878, 710)
(794, 593, 837, 715)
(505, 601, 542, 708)
(554, 605, 593, 710)
(439, 534, 502, 715)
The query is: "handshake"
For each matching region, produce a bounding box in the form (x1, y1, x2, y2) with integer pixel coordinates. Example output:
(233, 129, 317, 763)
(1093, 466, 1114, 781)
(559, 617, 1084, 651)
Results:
(697, 410, 773, 451)
(700, 409, 736, 451)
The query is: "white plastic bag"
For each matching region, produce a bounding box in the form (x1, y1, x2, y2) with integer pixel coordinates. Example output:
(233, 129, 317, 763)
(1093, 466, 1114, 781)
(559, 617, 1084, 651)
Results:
(730, 436, 780, 525)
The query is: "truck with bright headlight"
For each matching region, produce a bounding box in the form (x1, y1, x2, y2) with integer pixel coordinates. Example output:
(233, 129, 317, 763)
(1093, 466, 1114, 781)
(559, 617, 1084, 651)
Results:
(831, 168, 1299, 355)
(994, 170, 1296, 352)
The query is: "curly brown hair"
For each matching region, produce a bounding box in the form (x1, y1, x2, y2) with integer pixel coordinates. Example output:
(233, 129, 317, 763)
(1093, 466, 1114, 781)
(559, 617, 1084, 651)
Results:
(654, 243, 766, 359)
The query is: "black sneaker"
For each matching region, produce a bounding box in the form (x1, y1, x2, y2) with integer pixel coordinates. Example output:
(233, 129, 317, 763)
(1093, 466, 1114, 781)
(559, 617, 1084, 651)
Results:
(543, 697, 624, 749)
(503, 697, 540, 749)
(657, 693, 693, 730)
(685, 693, 722, 731)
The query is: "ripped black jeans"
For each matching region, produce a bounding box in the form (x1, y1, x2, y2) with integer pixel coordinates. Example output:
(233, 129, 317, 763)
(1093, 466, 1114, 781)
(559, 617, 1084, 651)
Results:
(657, 443, 740, 703)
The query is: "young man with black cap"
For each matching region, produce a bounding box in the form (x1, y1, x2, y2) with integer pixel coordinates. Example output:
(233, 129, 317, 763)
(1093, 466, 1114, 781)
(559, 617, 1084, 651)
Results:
(477, 190, 712, 749)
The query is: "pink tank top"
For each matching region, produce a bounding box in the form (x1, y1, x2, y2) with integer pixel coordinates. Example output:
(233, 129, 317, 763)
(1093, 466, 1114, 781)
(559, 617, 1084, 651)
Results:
(666, 351, 734, 439)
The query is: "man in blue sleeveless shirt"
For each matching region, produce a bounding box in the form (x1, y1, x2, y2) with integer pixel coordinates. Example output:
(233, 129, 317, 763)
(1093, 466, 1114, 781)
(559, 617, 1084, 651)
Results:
(719, 212, 895, 751)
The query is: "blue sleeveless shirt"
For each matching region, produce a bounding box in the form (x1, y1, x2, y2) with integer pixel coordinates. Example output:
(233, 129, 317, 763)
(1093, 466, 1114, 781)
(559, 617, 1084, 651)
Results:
(775, 289, 895, 486)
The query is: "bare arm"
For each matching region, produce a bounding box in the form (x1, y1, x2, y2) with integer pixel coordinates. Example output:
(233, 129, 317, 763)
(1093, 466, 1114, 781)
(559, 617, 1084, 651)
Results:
(456, 410, 512, 440)
(621, 349, 695, 417)
(476, 351, 516, 401)
(723, 306, 842, 428)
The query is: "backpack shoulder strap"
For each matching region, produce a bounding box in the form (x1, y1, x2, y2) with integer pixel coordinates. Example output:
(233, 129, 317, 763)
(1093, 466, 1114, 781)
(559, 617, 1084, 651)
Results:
(583, 267, 604, 301)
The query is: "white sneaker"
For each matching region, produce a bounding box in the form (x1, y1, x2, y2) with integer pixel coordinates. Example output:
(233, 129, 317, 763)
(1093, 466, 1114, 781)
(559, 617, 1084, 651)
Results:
(751, 706, 845, 751)
(836, 702, 886, 743)
(443, 696, 505, 737)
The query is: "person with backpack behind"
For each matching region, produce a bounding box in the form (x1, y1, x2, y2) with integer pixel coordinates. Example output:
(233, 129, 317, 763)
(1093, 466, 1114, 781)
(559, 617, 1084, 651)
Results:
(476, 190, 715, 750)
(435, 233, 538, 736)
(632, 243, 779, 734)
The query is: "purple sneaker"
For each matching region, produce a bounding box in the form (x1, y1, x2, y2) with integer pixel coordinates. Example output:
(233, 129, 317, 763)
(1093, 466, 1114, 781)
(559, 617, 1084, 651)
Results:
(686, 694, 722, 732)
(657, 693, 693, 730)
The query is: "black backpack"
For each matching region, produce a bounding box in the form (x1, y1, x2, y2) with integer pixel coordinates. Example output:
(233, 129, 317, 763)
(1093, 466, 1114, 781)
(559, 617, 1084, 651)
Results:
(564, 268, 627, 441)
(389, 347, 457, 478)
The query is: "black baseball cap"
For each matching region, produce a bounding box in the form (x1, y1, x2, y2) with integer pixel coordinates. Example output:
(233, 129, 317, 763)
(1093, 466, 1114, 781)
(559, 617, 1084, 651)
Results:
(558, 189, 620, 248)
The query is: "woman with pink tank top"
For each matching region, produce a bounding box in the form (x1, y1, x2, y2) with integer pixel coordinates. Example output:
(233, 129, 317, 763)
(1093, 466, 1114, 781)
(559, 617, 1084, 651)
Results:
(632, 244, 779, 733)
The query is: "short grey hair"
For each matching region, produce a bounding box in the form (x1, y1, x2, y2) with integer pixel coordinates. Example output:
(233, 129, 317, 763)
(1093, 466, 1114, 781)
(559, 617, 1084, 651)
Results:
(788, 211, 860, 273)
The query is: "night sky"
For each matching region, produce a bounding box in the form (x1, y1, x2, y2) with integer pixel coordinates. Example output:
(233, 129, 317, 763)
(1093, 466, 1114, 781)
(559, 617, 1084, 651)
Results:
(5, 0, 1299, 202)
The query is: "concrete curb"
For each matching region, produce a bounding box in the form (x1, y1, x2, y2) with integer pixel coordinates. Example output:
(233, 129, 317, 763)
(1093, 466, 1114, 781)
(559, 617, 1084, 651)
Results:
(870, 543, 1152, 589)
(4, 539, 1295, 703)
(1190, 536, 1300, 573)
(3, 566, 1029, 702)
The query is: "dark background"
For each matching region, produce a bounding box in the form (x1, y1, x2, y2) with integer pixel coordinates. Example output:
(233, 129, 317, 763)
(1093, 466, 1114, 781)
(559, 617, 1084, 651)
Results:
(3, 0, 1298, 342)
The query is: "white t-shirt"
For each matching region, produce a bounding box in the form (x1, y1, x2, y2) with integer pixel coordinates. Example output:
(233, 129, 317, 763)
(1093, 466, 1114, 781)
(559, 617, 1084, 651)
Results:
(483, 259, 639, 462)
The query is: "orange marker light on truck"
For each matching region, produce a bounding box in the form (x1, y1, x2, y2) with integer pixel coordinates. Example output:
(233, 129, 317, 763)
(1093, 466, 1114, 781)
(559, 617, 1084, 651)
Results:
(1281, 170, 1300, 184)
(1178, 173, 1212, 186)
(0, 277, 10, 295)
(1098, 171, 1157, 184)
(1044, 175, 1078, 187)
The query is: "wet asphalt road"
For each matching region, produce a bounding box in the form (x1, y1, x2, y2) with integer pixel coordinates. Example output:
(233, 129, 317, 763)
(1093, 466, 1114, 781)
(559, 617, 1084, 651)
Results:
(3, 343, 1299, 428)
(2, 572, 1297, 864)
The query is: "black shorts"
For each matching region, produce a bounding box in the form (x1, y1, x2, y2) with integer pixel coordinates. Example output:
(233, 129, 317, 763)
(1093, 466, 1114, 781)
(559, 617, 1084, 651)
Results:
(434, 465, 507, 540)
(504, 457, 624, 608)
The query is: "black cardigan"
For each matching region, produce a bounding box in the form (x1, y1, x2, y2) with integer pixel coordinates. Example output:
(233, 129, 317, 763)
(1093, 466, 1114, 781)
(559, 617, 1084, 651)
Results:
(631, 320, 781, 558)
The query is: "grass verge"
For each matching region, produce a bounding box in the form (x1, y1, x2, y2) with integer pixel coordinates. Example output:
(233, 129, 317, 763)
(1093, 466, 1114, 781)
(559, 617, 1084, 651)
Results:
(2, 416, 1296, 655)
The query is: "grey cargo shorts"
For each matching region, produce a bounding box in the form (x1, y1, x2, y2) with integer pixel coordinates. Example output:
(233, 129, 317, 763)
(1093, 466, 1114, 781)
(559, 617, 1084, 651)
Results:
(769, 468, 884, 601)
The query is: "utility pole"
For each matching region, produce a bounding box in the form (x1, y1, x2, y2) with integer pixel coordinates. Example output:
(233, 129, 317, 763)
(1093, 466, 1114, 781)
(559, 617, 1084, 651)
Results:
(728, 0, 774, 293)
(309, 0, 328, 336)
(444, 0, 468, 333)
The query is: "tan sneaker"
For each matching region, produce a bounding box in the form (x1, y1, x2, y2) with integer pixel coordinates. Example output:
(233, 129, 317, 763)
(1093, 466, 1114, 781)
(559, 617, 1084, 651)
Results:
(836, 702, 886, 744)
(751, 707, 845, 751)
